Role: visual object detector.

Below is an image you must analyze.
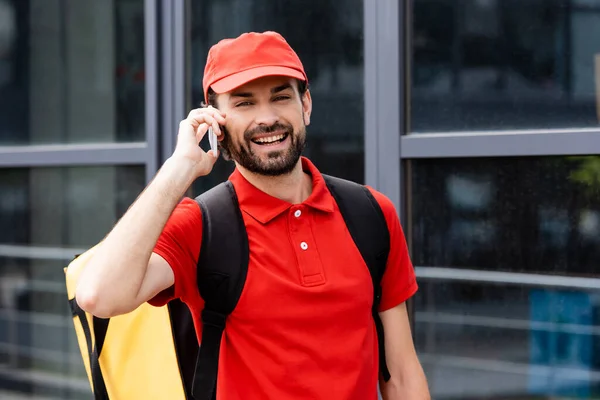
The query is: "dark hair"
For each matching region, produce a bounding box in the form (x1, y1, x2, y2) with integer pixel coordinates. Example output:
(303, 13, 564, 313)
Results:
(202, 79, 309, 108)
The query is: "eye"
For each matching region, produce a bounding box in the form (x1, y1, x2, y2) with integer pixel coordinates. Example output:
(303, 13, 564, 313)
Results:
(235, 101, 252, 107)
(273, 95, 291, 102)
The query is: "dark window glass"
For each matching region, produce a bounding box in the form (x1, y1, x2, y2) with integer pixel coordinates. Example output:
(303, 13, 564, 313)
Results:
(411, 156, 600, 277)
(415, 280, 600, 399)
(411, 0, 600, 132)
(188, 0, 364, 193)
(411, 156, 600, 398)
(0, 0, 145, 145)
(0, 166, 145, 398)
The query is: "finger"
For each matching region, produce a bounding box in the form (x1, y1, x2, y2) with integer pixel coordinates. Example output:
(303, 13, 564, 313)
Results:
(190, 108, 226, 130)
(199, 114, 220, 138)
(189, 113, 219, 135)
(202, 149, 219, 172)
(188, 107, 225, 118)
(180, 118, 209, 145)
(187, 112, 217, 128)
(195, 122, 210, 143)
(199, 112, 225, 138)
(178, 119, 197, 139)
(188, 114, 218, 139)
(202, 111, 225, 136)
(207, 149, 219, 159)
(212, 120, 221, 138)
(189, 107, 226, 124)
(205, 105, 227, 121)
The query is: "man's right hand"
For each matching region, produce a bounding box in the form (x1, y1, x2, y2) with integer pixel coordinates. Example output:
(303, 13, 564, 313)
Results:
(172, 106, 227, 178)
(75, 106, 228, 318)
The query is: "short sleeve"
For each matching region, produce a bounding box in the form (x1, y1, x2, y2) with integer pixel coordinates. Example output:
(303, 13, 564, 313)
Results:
(367, 188, 418, 312)
(148, 197, 203, 307)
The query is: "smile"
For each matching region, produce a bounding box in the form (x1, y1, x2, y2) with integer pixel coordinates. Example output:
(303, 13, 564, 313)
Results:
(251, 133, 289, 145)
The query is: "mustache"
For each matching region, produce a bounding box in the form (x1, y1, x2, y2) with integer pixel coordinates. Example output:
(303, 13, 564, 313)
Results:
(244, 122, 293, 141)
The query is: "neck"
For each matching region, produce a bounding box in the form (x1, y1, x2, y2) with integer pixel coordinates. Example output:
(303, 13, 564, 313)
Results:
(236, 160, 312, 204)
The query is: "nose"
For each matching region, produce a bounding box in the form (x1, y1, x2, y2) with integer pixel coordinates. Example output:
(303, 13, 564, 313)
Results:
(253, 103, 279, 127)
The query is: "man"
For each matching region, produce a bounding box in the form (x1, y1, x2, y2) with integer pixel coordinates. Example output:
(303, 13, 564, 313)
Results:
(76, 31, 430, 400)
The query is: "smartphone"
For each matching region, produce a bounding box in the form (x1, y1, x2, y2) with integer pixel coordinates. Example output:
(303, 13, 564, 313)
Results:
(208, 126, 218, 155)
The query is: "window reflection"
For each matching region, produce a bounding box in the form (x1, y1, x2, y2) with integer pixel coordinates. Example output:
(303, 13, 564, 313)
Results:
(412, 156, 600, 398)
(0, 0, 145, 145)
(415, 281, 600, 399)
(0, 165, 145, 398)
(411, 156, 600, 276)
(188, 0, 364, 194)
(411, 0, 600, 132)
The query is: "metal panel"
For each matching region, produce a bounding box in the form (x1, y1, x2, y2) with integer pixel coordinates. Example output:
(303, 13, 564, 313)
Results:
(0, 143, 148, 167)
(145, 0, 159, 182)
(364, 0, 378, 187)
(159, 0, 187, 166)
(416, 266, 600, 290)
(417, 311, 600, 335)
(160, 1, 174, 164)
(401, 128, 600, 159)
(0, 244, 86, 260)
(364, 0, 402, 211)
(417, 354, 600, 383)
(174, 1, 188, 120)
(367, 0, 416, 355)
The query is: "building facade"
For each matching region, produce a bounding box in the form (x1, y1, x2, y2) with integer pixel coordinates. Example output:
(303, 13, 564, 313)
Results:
(0, 0, 598, 398)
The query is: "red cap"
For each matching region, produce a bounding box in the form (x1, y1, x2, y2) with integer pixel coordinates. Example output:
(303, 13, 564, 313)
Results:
(203, 31, 308, 102)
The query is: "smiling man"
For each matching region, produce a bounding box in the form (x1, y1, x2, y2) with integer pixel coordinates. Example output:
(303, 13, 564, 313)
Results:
(75, 31, 430, 400)
(211, 78, 308, 176)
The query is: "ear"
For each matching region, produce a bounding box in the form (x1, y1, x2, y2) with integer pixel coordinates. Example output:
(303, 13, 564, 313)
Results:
(301, 89, 312, 126)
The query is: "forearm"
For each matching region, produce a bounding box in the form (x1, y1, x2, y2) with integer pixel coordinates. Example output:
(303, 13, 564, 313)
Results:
(75, 156, 196, 316)
(379, 303, 431, 400)
(380, 362, 430, 400)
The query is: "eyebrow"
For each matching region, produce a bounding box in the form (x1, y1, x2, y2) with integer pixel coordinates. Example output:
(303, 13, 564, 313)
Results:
(230, 83, 293, 99)
(271, 83, 292, 94)
(230, 91, 252, 99)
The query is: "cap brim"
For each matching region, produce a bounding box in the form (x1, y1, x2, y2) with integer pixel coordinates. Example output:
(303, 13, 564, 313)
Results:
(210, 66, 306, 94)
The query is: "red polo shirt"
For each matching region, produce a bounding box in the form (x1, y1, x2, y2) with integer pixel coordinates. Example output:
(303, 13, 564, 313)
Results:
(150, 157, 418, 400)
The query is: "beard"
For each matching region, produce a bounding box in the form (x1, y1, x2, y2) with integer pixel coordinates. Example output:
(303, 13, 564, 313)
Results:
(220, 121, 306, 177)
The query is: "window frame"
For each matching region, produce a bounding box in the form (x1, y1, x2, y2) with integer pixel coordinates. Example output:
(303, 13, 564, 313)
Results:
(395, 0, 600, 283)
(393, 0, 600, 393)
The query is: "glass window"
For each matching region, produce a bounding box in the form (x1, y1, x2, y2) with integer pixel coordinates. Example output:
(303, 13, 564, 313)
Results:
(188, 0, 364, 193)
(411, 156, 600, 398)
(411, 0, 600, 133)
(0, 165, 145, 398)
(0, 0, 145, 145)
(411, 156, 600, 276)
(415, 280, 600, 399)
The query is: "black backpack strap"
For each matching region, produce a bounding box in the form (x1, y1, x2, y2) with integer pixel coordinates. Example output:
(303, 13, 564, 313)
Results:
(69, 299, 110, 400)
(322, 174, 392, 382)
(167, 299, 199, 399)
(192, 181, 249, 400)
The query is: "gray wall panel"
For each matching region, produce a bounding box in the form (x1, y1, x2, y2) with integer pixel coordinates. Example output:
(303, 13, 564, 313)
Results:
(0, 144, 148, 167)
(364, 0, 402, 212)
(401, 128, 600, 159)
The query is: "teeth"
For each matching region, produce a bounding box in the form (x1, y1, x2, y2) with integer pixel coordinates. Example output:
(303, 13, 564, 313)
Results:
(254, 134, 285, 144)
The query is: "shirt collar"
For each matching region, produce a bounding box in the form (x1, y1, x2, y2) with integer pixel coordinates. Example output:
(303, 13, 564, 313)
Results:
(228, 157, 335, 224)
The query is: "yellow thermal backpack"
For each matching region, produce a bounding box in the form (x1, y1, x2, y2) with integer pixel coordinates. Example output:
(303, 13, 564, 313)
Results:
(64, 243, 198, 400)
(64, 175, 392, 400)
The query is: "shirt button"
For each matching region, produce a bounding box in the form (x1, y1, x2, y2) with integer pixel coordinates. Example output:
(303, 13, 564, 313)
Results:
(300, 242, 308, 250)
(294, 210, 302, 218)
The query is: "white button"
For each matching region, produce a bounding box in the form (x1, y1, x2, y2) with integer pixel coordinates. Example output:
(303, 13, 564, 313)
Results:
(300, 242, 308, 250)
(294, 210, 302, 218)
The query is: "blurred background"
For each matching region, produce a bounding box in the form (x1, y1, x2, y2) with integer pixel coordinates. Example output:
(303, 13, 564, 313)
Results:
(0, 0, 599, 398)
